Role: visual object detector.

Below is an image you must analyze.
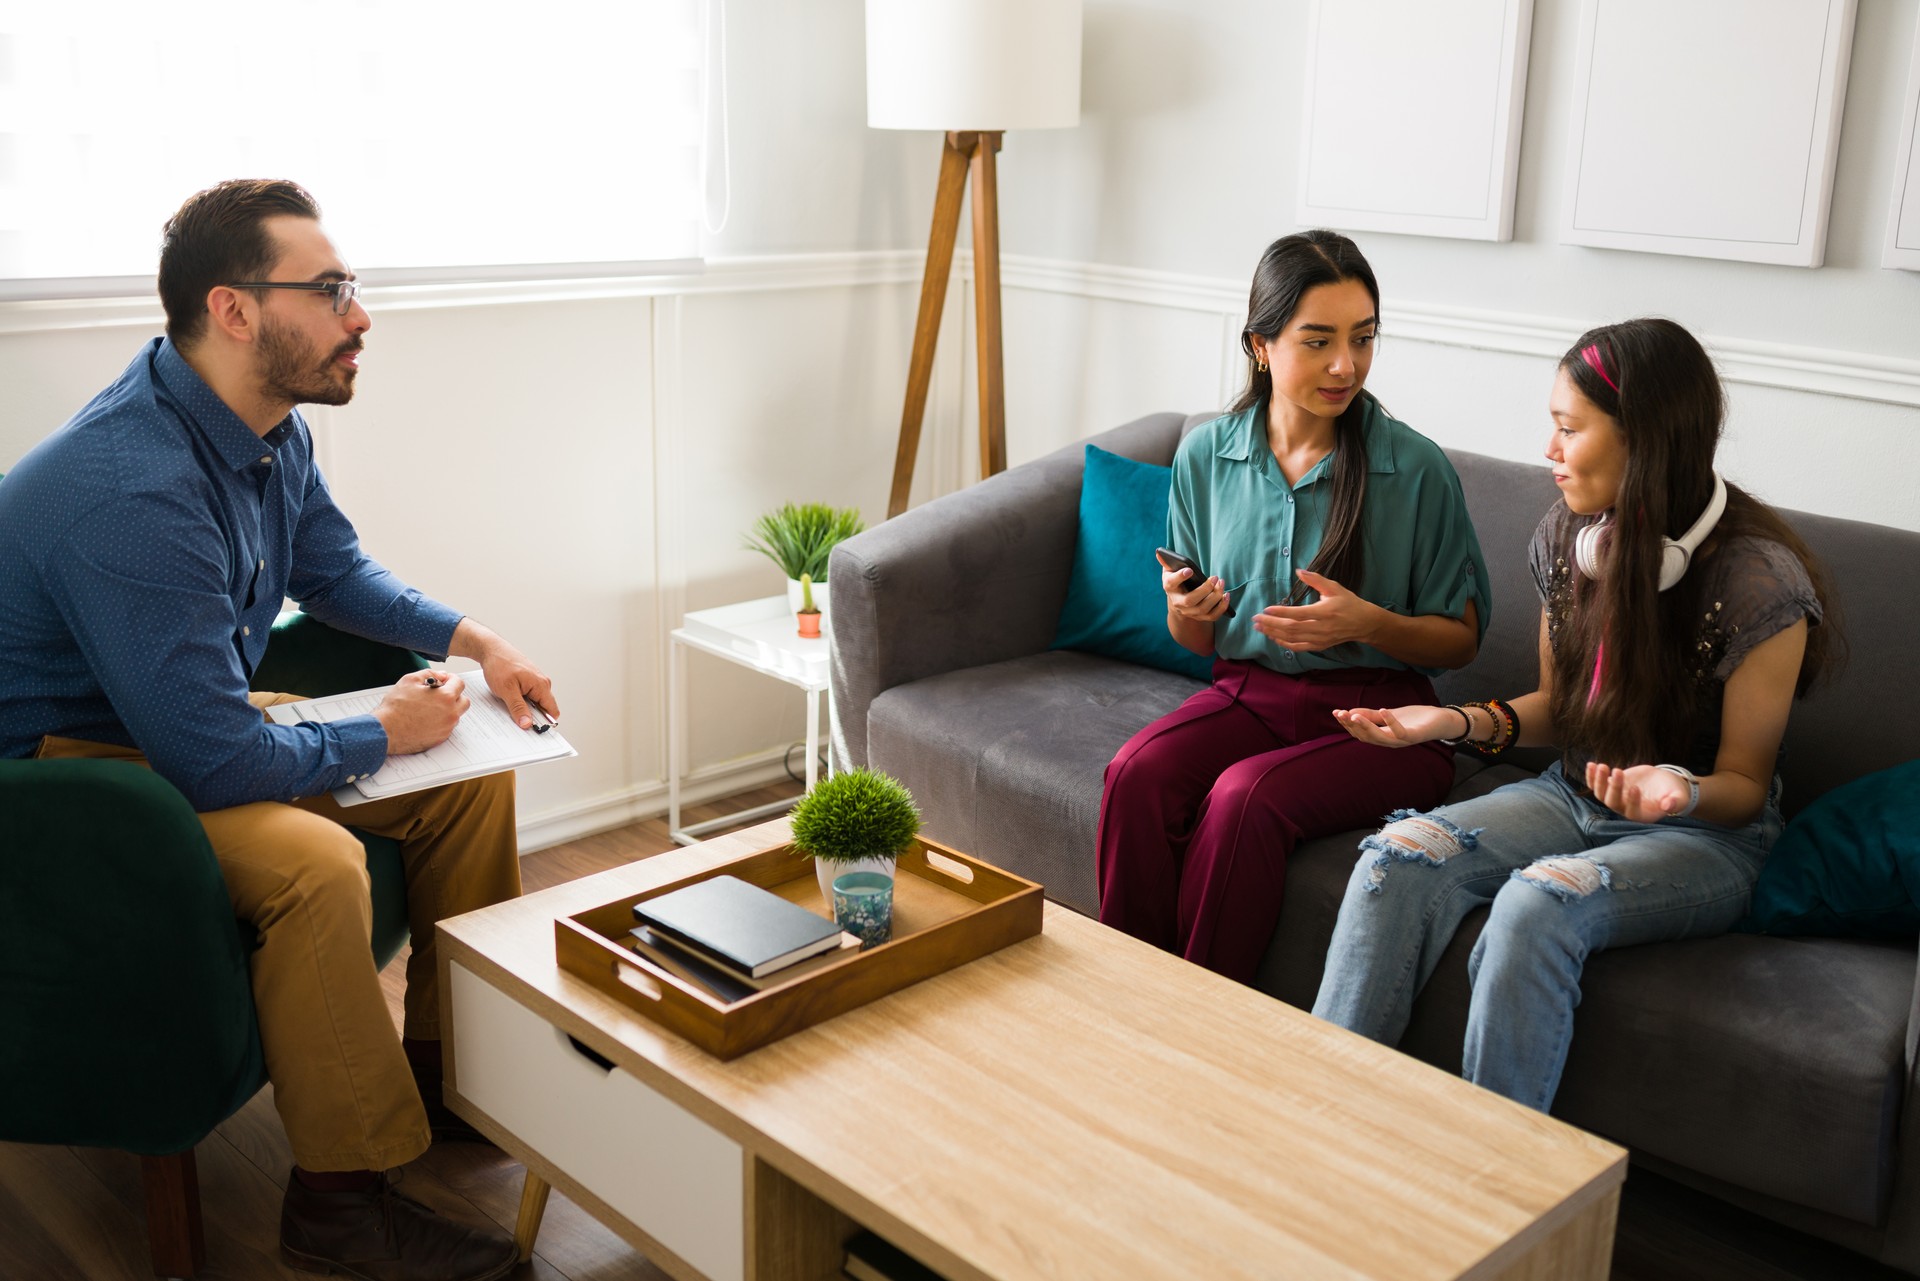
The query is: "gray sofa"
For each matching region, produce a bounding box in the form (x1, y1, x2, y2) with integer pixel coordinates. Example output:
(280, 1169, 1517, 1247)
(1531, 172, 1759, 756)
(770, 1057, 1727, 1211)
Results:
(829, 410, 1920, 1272)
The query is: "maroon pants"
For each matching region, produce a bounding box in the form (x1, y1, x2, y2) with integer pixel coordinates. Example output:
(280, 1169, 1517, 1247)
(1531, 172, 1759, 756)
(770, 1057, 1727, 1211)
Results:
(1096, 659, 1454, 984)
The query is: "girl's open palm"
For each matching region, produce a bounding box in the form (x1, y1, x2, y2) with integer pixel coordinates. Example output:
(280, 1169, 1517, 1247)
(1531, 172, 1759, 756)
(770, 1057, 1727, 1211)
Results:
(1332, 703, 1457, 748)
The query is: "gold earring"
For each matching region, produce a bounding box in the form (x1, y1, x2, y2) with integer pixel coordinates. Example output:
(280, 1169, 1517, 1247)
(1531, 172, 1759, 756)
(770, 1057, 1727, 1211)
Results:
(1256, 357, 1268, 373)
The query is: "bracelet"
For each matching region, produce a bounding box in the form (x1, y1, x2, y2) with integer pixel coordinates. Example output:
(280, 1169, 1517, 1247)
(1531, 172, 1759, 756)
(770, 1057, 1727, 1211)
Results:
(1439, 704, 1474, 745)
(1655, 764, 1701, 817)
(1458, 698, 1518, 757)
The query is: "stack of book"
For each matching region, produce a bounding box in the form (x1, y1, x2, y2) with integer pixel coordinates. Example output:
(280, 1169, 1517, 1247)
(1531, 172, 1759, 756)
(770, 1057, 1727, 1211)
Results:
(628, 874, 855, 1002)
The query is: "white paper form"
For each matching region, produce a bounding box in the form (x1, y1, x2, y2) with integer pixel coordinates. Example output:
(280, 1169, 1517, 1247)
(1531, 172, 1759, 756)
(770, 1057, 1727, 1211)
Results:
(267, 673, 576, 806)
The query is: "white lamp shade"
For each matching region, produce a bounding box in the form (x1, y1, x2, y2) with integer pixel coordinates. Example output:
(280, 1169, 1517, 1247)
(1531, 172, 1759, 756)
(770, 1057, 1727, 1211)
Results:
(865, 0, 1082, 131)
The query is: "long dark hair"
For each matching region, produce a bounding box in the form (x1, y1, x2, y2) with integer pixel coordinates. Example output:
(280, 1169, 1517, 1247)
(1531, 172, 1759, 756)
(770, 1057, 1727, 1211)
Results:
(1549, 317, 1842, 767)
(1228, 230, 1378, 594)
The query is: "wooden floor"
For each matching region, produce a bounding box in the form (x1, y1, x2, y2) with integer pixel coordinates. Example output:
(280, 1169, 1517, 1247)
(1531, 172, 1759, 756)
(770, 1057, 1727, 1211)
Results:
(1, 774, 1908, 1281)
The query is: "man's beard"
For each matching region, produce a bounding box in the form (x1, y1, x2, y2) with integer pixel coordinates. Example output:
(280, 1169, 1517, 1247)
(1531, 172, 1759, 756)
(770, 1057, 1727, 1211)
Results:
(258, 315, 359, 407)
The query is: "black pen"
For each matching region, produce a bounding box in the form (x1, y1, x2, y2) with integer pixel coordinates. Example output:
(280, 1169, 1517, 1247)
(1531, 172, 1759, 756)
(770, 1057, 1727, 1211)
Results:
(527, 701, 555, 734)
(423, 674, 442, 690)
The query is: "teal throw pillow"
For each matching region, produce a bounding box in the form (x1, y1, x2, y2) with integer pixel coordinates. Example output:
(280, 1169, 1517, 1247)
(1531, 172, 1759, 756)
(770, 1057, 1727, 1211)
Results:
(1737, 760, 1920, 938)
(1051, 445, 1213, 683)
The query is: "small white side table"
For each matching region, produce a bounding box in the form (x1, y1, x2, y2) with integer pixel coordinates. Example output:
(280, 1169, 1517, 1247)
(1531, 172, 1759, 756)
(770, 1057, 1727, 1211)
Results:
(667, 596, 830, 846)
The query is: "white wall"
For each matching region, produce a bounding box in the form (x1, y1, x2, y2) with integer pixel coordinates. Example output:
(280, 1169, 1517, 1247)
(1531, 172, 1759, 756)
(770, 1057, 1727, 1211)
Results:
(5, 0, 1917, 848)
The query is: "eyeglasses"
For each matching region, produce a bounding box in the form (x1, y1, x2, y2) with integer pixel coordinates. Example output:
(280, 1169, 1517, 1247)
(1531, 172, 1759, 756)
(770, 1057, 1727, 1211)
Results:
(225, 279, 362, 315)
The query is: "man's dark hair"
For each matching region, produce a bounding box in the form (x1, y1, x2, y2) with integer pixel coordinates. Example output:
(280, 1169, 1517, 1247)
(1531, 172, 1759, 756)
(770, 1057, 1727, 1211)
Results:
(157, 179, 322, 348)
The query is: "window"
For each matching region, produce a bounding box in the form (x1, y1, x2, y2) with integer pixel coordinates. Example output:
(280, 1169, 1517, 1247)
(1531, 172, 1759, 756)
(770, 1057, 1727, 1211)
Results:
(0, 0, 706, 298)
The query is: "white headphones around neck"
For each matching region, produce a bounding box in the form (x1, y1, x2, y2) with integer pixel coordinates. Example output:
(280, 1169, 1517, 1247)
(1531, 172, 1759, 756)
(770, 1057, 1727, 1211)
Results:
(1573, 472, 1728, 592)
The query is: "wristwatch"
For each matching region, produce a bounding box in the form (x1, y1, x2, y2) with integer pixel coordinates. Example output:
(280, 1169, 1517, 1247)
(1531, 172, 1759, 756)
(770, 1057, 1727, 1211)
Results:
(1654, 764, 1700, 817)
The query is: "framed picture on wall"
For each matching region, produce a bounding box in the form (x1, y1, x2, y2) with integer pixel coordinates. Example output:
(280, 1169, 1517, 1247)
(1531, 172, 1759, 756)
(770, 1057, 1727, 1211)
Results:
(1295, 0, 1534, 243)
(1886, 21, 1920, 271)
(1560, 0, 1856, 268)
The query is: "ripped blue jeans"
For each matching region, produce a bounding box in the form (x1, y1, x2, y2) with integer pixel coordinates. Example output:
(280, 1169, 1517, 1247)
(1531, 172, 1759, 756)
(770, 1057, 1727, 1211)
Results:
(1311, 761, 1780, 1112)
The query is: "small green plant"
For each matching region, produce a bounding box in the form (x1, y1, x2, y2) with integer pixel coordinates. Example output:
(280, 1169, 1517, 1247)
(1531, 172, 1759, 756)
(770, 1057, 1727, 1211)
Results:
(797, 572, 818, 614)
(745, 502, 865, 583)
(789, 769, 922, 863)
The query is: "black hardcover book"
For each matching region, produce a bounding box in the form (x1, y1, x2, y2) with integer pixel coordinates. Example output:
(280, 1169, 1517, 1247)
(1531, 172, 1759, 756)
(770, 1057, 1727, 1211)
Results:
(627, 926, 758, 1003)
(632, 874, 845, 978)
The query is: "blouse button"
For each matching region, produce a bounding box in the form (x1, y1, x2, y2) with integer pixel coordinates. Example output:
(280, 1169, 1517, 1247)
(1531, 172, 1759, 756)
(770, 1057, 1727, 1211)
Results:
(242, 626, 251, 636)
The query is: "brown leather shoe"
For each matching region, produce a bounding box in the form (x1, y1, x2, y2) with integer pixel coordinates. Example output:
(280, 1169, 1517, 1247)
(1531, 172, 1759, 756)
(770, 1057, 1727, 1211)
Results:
(280, 1170, 516, 1280)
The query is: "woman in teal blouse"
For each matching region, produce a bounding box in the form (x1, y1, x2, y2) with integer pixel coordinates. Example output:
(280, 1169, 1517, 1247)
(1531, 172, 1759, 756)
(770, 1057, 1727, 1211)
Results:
(1095, 230, 1491, 982)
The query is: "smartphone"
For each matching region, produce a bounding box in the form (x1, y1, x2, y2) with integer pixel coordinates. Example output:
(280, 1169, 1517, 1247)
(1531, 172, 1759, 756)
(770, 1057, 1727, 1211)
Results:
(1154, 547, 1237, 618)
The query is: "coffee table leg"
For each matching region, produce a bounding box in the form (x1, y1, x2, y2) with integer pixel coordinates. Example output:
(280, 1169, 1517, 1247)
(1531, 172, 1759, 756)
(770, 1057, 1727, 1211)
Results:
(744, 1155, 853, 1281)
(514, 1169, 552, 1264)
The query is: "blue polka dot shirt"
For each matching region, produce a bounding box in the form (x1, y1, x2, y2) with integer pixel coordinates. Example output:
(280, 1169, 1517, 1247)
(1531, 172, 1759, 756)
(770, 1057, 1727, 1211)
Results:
(0, 337, 463, 810)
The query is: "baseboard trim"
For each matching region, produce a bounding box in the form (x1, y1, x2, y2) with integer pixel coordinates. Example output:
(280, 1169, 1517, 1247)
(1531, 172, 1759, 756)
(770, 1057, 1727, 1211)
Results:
(515, 746, 799, 853)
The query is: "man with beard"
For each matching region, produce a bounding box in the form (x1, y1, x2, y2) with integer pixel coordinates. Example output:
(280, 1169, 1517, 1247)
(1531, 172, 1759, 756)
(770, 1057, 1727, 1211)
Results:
(0, 180, 545, 1281)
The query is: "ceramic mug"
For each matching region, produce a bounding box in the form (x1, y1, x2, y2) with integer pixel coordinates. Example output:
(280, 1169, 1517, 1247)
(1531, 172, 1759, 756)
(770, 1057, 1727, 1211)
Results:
(831, 871, 894, 947)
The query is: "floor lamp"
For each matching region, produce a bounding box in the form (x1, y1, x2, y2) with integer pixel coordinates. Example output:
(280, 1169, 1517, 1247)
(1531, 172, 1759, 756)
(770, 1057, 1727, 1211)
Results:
(866, 0, 1082, 518)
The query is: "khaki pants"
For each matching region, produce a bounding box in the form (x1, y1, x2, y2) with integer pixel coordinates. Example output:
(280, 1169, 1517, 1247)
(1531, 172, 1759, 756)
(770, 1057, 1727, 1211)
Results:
(37, 692, 521, 1172)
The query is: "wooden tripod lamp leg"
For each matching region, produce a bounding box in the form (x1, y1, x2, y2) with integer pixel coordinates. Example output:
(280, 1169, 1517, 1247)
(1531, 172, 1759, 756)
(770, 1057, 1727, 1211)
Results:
(887, 132, 975, 519)
(969, 131, 1007, 482)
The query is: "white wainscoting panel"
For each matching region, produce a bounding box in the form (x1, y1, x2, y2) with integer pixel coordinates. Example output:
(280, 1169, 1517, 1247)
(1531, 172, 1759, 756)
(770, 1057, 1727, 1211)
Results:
(1562, 0, 1856, 266)
(316, 297, 658, 829)
(1886, 23, 1920, 270)
(983, 285, 1230, 472)
(667, 279, 932, 771)
(1298, 0, 1534, 242)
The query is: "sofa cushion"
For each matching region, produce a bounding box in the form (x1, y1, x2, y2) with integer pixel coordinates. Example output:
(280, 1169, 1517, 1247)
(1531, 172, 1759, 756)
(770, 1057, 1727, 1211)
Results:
(868, 650, 1201, 914)
(1739, 759, 1920, 939)
(1051, 445, 1213, 682)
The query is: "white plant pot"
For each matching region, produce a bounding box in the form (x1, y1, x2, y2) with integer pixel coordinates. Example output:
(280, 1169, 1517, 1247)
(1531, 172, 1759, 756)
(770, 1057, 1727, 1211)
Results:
(785, 577, 830, 623)
(815, 853, 895, 904)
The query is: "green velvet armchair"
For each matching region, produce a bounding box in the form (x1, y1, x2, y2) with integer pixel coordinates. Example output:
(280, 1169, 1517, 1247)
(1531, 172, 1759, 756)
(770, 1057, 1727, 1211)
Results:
(0, 612, 424, 1277)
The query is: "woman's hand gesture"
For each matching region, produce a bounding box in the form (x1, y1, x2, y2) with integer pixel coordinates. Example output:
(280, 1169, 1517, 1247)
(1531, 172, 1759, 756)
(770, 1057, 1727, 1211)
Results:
(1586, 761, 1692, 823)
(1255, 569, 1381, 652)
(1165, 565, 1229, 622)
(1331, 704, 1458, 748)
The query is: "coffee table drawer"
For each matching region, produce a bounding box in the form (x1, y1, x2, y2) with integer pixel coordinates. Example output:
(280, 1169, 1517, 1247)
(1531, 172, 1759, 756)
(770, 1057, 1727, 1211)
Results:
(450, 963, 745, 1281)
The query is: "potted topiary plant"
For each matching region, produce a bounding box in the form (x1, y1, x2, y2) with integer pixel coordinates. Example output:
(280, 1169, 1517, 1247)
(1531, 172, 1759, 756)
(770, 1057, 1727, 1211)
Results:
(789, 768, 923, 902)
(744, 502, 865, 628)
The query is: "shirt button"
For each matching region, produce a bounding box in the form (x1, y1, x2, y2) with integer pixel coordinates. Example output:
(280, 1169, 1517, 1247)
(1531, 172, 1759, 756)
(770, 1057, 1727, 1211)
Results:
(242, 626, 251, 636)
(258, 558, 266, 571)
(1282, 546, 1291, 556)
(259, 455, 272, 465)
(1286, 494, 1294, 504)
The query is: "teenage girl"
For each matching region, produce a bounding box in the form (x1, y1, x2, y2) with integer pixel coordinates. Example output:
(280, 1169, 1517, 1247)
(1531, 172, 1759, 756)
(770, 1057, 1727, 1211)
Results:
(1096, 230, 1490, 982)
(1313, 316, 1839, 1110)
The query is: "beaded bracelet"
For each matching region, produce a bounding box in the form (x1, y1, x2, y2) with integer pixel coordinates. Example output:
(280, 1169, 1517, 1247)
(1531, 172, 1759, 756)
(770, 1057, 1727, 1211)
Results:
(1456, 697, 1520, 757)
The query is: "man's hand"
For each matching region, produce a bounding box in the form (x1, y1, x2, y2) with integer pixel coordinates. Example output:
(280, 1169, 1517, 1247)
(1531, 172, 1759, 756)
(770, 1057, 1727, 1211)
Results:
(450, 618, 560, 731)
(372, 670, 469, 755)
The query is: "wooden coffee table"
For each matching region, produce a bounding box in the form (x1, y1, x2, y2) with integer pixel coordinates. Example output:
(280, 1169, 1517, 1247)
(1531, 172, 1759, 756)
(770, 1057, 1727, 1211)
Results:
(438, 820, 1624, 1281)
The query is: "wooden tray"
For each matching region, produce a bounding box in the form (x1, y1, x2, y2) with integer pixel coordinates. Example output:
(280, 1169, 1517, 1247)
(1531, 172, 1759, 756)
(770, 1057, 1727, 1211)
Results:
(554, 836, 1045, 1059)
